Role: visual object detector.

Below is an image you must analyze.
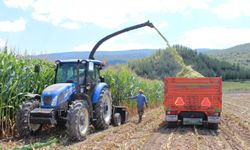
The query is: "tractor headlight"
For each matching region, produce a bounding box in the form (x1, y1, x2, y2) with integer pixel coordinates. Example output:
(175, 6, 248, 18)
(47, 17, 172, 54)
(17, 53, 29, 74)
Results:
(51, 96, 58, 106)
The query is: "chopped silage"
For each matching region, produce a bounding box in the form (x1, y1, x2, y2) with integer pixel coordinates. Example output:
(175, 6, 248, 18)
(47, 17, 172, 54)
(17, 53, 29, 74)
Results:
(153, 26, 203, 78)
(166, 47, 204, 77)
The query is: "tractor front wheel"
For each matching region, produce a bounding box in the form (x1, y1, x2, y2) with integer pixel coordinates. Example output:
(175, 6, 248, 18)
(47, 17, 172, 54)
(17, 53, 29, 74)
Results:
(94, 88, 112, 130)
(16, 100, 42, 137)
(66, 100, 89, 141)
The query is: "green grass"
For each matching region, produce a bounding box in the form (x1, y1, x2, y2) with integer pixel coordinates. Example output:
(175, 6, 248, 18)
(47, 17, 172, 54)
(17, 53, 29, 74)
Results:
(223, 81, 250, 91)
(13, 138, 58, 150)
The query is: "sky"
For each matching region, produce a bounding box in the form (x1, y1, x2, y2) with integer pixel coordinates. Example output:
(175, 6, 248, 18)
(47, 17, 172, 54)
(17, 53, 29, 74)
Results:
(0, 0, 250, 54)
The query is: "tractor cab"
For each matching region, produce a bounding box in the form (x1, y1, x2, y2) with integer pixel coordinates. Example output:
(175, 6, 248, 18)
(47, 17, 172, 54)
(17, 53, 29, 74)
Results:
(54, 59, 105, 93)
(40, 59, 105, 108)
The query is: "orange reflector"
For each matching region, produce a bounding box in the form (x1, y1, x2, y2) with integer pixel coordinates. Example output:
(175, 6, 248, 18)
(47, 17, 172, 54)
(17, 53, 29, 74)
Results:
(101, 61, 107, 66)
(175, 97, 184, 106)
(201, 97, 211, 107)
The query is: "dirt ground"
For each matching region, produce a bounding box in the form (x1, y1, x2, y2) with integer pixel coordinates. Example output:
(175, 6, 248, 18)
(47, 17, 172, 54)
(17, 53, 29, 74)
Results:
(1, 91, 250, 150)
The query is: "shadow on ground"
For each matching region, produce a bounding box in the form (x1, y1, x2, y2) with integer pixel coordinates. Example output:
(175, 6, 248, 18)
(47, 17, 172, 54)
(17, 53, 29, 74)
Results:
(155, 121, 219, 136)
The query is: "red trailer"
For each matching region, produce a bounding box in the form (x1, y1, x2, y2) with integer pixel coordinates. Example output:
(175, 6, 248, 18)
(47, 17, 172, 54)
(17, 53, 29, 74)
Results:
(164, 77, 222, 129)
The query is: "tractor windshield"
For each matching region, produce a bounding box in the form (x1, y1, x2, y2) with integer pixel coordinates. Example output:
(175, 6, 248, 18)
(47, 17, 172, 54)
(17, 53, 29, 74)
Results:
(55, 63, 86, 84)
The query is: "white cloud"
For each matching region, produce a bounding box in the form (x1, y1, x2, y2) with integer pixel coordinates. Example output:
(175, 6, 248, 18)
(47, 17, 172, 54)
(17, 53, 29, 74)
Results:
(4, 0, 34, 9)
(212, 0, 250, 19)
(4, 0, 212, 28)
(0, 38, 6, 48)
(31, 13, 48, 22)
(73, 27, 165, 51)
(73, 42, 95, 51)
(158, 21, 169, 29)
(74, 41, 160, 51)
(73, 38, 161, 51)
(60, 22, 80, 29)
(178, 26, 250, 49)
(0, 18, 26, 32)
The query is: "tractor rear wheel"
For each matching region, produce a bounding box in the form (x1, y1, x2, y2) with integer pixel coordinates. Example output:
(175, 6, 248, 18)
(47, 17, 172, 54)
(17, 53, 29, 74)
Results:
(94, 88, 112, 130)
(16, 100, 42, 137)
(66, 100, 89, 141)
(122, 111, 129, 124)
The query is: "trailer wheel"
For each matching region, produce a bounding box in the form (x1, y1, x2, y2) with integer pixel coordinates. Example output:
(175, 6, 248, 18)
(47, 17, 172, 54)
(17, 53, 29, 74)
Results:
(208, 123, 218, 130)
(94, 88, 112, 130)
(167, 122, 177, 128)
(121, 111, 129, 124)
(66, 100, 89, 141)
(113, 113, 121, 126)
(16, 100, 42, 137)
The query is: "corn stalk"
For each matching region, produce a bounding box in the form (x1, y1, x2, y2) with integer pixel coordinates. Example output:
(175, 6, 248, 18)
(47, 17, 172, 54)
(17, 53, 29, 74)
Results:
(0, 47, 54, 138)
(102, 65, 163, 107)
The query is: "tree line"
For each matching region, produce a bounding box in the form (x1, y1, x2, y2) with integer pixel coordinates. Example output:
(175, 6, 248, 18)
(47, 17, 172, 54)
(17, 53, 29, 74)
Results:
(128, 45, 250, 80)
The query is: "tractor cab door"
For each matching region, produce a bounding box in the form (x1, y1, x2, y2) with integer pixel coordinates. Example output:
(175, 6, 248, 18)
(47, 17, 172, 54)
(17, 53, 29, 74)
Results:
(86, 62, 100, 94)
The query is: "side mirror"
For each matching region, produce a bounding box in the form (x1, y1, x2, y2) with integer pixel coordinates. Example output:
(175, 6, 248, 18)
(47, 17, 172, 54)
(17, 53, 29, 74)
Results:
(34, 64, 40, 73)
(88, 62, 94, 71)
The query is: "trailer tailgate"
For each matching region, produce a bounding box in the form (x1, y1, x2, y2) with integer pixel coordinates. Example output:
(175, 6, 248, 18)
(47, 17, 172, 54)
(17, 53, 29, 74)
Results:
(164, 77, 222, 112)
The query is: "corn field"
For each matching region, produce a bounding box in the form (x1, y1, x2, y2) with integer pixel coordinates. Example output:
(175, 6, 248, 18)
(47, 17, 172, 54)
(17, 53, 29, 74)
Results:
(102, 65, 163, 109)
(0, 47, 163, 138)
(0, 47, 54, 138)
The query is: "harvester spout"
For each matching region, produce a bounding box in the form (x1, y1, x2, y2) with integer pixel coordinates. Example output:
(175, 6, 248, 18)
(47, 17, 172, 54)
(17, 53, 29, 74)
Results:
(89, 21, 155, 59)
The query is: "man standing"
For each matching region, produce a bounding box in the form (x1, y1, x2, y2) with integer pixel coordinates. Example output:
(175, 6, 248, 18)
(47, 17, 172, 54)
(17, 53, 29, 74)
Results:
(130, 89, 148, 123)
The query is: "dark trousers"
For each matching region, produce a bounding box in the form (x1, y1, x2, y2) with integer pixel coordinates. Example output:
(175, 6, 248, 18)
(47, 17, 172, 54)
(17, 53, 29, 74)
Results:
(137, 108, 144, 122)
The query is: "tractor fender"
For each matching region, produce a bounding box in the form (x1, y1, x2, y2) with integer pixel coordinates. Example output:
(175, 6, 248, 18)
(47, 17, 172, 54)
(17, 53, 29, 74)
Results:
(91, 83, 108, 104)
(25, 93, 40, 100)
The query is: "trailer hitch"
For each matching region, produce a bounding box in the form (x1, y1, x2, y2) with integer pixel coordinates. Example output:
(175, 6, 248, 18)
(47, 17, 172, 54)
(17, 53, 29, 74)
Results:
(89, 21, 170, 59)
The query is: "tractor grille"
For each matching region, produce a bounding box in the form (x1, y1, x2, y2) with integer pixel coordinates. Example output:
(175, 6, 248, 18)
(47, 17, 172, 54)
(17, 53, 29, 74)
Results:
(44, 96, 52, 105)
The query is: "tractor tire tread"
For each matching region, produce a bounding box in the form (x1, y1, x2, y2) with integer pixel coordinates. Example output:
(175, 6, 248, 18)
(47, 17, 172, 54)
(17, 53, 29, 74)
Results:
(93, 88, 112, 130)
(66, 100, 89, 141)
(16, 100, 41, 137)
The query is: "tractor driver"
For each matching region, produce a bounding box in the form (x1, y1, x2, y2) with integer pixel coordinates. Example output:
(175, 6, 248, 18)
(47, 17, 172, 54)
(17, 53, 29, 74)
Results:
(68, 68, 77, 83)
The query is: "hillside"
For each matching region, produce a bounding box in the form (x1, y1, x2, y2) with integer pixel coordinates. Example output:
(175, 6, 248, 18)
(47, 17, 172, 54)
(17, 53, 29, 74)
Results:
(204, 43, 250, 69)
(129, 45, 250, 80)
(32, 49, 156, 65)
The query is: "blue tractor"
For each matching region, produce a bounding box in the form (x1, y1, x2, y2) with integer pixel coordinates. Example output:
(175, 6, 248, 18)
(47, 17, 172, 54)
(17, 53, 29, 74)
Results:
(16, 21, 155, 141)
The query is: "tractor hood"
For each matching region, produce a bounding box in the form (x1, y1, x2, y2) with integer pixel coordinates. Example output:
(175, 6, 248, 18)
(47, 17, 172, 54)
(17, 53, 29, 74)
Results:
(41, 83, 76, 108)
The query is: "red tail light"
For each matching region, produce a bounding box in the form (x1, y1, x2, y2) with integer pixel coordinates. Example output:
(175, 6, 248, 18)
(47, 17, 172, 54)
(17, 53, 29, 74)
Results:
(175, 97, 184, 106)
(201, 97, 211, 107)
